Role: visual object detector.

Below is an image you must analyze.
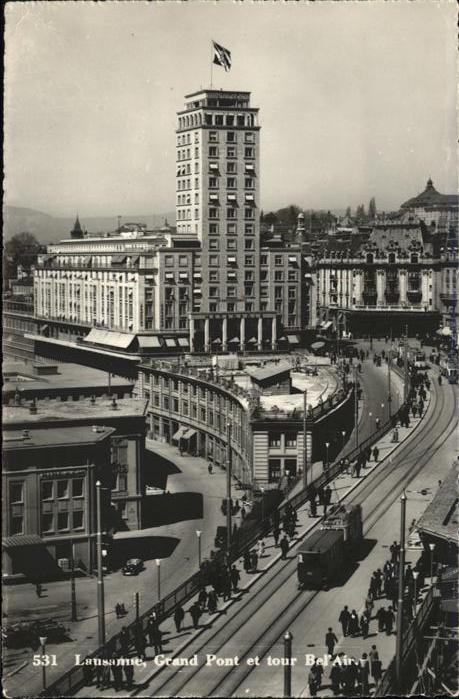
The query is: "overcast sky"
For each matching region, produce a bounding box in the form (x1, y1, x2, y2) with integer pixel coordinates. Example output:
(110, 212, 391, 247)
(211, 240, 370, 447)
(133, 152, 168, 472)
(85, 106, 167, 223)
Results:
(4, 0, 457, 218)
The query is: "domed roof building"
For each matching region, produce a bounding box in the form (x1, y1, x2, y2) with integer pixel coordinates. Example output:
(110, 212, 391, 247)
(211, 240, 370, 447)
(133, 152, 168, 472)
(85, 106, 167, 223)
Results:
(400, 178, 458, 235)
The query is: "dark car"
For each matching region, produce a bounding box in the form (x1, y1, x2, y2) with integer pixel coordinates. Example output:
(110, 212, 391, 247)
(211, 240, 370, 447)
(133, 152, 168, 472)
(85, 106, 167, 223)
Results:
(122, 558, 144, 576)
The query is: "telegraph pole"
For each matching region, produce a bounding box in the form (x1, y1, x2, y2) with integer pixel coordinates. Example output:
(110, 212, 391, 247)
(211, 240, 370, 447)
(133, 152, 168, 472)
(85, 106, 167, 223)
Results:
(403, 324, 409, 403)
(96, 481, 106, 647)
(302, 390, 308, 489)
(354, 364, 359, 449)
(395, 492, 407, 691)
(388, 330, 393, 419)
(226, 420, 232, 554)
(283, 632, 293, 697)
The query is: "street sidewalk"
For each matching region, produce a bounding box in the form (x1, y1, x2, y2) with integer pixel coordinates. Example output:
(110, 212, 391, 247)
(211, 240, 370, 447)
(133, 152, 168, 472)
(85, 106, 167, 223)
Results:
(74, 388, 429, 698)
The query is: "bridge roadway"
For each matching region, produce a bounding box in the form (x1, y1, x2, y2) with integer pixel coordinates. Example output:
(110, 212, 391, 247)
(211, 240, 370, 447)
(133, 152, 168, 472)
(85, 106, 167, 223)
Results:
(135, 369, 456, 698)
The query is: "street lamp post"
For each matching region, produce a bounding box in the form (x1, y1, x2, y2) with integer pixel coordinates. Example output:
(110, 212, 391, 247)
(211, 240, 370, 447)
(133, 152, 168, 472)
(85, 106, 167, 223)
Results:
(156, 559, 161, 602)
(302, 390, 308, 489)
(39, 636, 48, 691)
(95, 480, 106, 647)
(395, 492, 407, 692)
(260, 487, 265, 524)
(341, 430, 346, 452)
(196, 531, 202, 568)
(226, 420, 233, 554)
(381, 403, 385, 423)
(70, 539, 77, 622)
(354, 364, 359, 449)
(283, 631, 293, 697)
(429, 543, 435, 583)
(325, 442, 330, 471)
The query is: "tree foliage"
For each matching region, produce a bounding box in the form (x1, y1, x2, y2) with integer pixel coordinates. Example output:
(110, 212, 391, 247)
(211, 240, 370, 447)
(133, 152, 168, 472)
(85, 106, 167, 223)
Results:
(3, 232, 43, 287)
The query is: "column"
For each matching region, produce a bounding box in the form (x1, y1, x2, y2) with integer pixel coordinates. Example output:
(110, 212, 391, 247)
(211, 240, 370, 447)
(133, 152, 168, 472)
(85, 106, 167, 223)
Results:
(355, 270, 363, 306)
(399, 270, 407, 305)
(271, 316, 277, 351)
(204, 318, 210, 353)
(376, 270, 386, 306)
(421, 271, 429, 307)
(222, 317, 228, 353)
(240, 317, 245, 353)
(257, 317, 263, 352)
(189, 317, 195, 353)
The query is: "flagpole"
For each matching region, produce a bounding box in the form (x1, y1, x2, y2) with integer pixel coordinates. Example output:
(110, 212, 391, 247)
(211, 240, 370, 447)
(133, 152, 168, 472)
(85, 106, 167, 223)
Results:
(210, 41, 213, 88)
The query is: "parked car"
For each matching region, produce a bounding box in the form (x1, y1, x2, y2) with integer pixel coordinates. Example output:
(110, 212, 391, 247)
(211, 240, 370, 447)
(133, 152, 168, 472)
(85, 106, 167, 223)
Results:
(122, 558, 144, 576)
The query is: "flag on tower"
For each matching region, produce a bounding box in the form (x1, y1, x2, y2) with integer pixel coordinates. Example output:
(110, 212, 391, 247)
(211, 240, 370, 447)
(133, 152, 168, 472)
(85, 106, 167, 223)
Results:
(212, 41, 231, 72)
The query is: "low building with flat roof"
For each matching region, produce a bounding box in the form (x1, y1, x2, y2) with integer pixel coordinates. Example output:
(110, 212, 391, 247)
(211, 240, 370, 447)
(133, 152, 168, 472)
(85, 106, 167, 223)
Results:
(3, 392, 148, 533)
(2, 424, 114, 578)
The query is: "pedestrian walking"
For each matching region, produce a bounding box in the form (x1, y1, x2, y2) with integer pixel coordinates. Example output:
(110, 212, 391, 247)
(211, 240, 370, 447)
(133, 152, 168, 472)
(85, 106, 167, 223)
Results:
(174, 604, 185, 632)
(375, 568, 383, 597)
(375, 417, 381, 429)
(438, 374, 442, 386)
(119, 626, 130, 656)
(207, 588, 217, 614)
(257, 539, 265, 558)
(349, 609, 359, 636)
(369, 645, 382, 683)
(385, 606, 395, 635)
(373, 446, 379, 462)
(280, 536, 289, 560)
(309, 496, 317, 517)
(82, 662, 93, 687)
(250, 549, 258, 572)
(152, 626, 163, 654)
(35, 582, 42, 598)
(405, 563, 414, 586)
(95, 652, 104, 688)
(354, 458, 362, 479)
(146, 615, 158, 647)
(222, 573, 232, 601)
(243, 549, 251, 572)
(376, 606, 386, 632)
(124, 663, 134, 689)
(101, 655, 112, 689)
(310, 660, 323, 690)
(308, 668, 319, 697)
(230, 565, 241, 591)
(339, 605, 351, 636)
(359, 653, 370, 695)
(360, 612, 369, 639)
(111, 653, 123, 691)
(365, 592, 374, 618)
(134, 627, 146, 661)
(115, 602, 122, 619)
(325, 627, 338, 657)
(390, 541, 400, 563)
(330, 663, 341, 696)
(273, 526, 281, 546)
(190, 601, 201, 628)
(198, 587, 208, 610)
(208, 462, 213, 474)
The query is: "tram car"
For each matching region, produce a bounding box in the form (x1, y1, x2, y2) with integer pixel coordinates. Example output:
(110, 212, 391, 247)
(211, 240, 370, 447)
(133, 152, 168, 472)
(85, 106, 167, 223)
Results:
(297, 504, 363, 589)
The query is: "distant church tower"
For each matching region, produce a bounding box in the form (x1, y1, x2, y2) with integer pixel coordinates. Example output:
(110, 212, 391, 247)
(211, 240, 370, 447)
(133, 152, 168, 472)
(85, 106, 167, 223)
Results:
(70, 214, 84, 239)
(296, 211, 305, 240)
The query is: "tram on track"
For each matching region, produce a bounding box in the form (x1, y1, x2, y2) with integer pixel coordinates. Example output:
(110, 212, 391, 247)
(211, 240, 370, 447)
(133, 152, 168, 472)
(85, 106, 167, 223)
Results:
(297, 504, 363, 589)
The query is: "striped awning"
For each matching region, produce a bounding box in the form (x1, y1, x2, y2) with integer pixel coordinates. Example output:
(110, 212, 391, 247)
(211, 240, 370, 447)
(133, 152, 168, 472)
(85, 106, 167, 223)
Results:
(182, 428, 196, 440)
(2, 534, 45, 549)
(172, 427, 186, 441)
(165, 338, 177, 347)
(287, 335, 300, 344)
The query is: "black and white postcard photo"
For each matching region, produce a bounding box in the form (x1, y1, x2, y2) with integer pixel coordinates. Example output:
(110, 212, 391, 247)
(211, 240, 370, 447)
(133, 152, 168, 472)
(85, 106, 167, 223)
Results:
(2, 1, 457, 697)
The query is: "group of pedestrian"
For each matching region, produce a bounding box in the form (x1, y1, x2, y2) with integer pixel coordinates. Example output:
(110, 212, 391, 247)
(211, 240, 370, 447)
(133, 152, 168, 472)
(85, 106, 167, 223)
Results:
(115, 602, 127, 619)
(307, 484, 332, 517)
(84, 648, 135, 691)
(243, 548, 259, 573)
(308, 648, 380, 697)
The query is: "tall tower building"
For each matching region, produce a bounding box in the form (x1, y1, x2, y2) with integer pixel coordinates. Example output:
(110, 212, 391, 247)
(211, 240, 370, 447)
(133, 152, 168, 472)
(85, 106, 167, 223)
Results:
(176, 90, 277, 352)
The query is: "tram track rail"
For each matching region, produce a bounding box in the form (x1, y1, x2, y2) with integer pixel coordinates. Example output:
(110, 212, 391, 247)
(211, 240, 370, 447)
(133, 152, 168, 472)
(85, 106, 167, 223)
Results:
(137, 376, 457, 698)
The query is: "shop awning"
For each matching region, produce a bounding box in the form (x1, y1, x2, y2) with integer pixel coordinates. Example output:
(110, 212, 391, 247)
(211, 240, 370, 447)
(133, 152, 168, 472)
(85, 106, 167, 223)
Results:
(311, 341, 325, 350)
(278, 336, 287, 342)
(247, 337, 257, 344)
(212, 337, 222, 344)
(229, 337, 240, 343)
(287, 334, 300, 344)
(111, 254, 127, 264)
(177, 338, 189, 347)
(165, 338, 177, 347)
(2, 534, 45, 549)
(228, 256, 237, 264)
(227, 194, 237, 202)
(288, 256, 298, 263)
(138, 336, 162, 349)
(83, 329, 135, 349)
(209, 163, 219, 170)
(245, 164, 254, 171)
(320, 321, 333, 330)
(172, 427, 186, 441)
(182, 428, 196, 440)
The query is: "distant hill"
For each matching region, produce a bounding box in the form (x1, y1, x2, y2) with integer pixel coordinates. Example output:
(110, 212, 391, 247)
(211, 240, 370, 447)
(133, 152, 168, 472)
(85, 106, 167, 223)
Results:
(3, 206, 176, 244)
